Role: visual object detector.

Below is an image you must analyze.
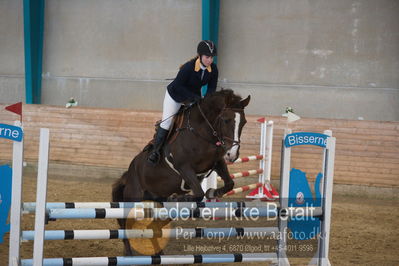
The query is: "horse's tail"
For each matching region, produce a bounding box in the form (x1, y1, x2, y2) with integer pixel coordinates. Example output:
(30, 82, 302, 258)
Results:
(112, 171, 129, 203)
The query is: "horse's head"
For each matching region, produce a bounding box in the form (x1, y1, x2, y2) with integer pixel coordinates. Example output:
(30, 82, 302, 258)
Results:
(203, 89, 250, 162)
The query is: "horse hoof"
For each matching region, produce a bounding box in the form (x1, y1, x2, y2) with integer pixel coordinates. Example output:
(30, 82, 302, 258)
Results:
(166, 194, 179, 202)
(205, 188, 216, 199)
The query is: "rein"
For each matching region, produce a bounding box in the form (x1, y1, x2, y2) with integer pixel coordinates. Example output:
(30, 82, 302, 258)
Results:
(180, 102, 241, 151)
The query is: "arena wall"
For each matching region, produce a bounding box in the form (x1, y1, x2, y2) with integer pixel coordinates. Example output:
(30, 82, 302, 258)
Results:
(1, 0, 398, 121)
(0, 104, 397, 188)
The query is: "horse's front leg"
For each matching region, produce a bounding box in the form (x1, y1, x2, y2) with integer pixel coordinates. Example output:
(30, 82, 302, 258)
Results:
(206, 160, 234, 199)
(175, 164, 205, 202)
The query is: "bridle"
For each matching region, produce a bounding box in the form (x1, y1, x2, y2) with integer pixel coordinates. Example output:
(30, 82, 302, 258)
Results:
(184, 102, 242, 152)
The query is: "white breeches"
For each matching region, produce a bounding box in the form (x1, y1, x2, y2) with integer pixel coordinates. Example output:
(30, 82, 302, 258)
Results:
(160, 90, 182, 130)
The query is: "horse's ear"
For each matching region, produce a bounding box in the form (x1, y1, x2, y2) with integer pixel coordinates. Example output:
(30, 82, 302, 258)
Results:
(240, 95, 251, 108)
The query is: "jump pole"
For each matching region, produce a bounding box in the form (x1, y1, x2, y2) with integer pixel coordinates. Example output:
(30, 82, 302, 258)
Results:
(23, 201, 282, 212)
(8, 121, 24, 266)
(246, 119, 277, 199)
(22, 227, 280, 241)
(315, 130, 334, 266)
(32, 129, 50, 266)
(21, 253, 278, 266)
(38, 206, 283, 220)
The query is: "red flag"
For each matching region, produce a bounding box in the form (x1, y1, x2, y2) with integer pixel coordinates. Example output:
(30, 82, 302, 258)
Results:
(5, 102, 22, 116)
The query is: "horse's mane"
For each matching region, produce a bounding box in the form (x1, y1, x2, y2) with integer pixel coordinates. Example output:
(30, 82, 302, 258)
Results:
(203, 89, 243, 109)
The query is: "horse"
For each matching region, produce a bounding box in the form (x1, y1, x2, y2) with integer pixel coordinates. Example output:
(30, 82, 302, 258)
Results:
(112, 89, 250, 255)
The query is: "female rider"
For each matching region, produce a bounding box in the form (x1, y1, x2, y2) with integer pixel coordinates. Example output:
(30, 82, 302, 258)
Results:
(148, 40, 219, 164)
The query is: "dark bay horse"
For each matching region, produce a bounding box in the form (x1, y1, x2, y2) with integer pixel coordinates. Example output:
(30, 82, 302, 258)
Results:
(112, 89, 250, 254)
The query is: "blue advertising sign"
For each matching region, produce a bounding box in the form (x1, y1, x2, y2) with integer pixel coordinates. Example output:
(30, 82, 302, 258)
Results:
(288, 168, 322, 240)
(0, 165, 12, 243)
(0, 123, 23, 142)
(284, 132, 328, 148)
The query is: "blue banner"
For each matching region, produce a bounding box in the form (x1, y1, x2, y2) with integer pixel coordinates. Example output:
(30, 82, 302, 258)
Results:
(0, 165, 12, 243)
(285, 132, 328, 148)
(0, 124, 23, 142)
(288, 168, 321, 240)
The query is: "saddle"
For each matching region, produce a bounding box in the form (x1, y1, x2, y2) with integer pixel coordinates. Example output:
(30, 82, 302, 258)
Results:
(143, 106, 186, 152)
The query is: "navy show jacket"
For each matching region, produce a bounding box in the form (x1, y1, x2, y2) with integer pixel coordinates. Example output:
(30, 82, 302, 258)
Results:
(167, 58, 218, 103)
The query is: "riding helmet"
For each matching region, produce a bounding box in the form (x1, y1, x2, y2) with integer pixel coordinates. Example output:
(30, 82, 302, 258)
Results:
(197, 40, 217, 57)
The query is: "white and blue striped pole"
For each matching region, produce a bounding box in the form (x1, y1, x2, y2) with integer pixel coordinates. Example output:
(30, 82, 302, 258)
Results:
(46, 206, 280, 220)
(21, 253, 278, 266)
(23, 201, 277, 213)
(22, 227, 280, 241)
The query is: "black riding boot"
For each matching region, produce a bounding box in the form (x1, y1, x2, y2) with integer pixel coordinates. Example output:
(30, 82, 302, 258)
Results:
(147, 127, 169, 165)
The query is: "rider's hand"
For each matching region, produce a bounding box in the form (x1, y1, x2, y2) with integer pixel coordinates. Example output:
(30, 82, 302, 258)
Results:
(183, 96, 201, 107)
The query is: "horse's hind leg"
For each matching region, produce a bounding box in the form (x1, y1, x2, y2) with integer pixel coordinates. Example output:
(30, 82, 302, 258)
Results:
(112, 172, 129, 230)
(113, 170, 145, 256)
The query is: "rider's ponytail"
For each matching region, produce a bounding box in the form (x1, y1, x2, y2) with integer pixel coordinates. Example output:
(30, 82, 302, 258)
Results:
(180, 55, 199, 69)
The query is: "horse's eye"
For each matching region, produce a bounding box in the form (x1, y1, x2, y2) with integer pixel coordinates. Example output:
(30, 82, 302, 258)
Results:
(224, 119, 232, 124)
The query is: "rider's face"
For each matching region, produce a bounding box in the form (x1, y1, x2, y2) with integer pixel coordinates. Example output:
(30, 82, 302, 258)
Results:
(200, 55, 213, 67)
